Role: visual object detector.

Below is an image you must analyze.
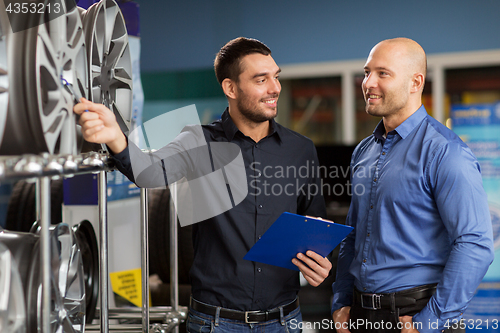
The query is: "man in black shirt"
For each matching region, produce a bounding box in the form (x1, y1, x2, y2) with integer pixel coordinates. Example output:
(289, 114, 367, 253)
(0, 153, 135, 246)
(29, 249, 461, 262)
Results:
(75, 37, 331, 332)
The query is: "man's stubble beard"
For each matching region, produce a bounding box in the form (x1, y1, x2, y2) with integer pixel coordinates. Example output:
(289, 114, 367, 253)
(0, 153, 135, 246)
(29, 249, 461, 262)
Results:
(237, 88, 279, 123)
(364, 85, 410, 118)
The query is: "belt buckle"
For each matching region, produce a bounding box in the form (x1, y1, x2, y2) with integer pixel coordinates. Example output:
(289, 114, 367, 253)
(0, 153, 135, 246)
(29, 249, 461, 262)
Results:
(360, 293, 381, 310)
(244, 310, 261, 324)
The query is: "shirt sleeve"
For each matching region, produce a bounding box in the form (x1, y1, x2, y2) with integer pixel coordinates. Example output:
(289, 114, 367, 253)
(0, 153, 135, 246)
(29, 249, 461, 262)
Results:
(331, 151, 358, 314)
(412, 141, 494, 333)
(109, 140, 135, 182)
(110, 125, 208, 188)
(331, 208, 356, 314)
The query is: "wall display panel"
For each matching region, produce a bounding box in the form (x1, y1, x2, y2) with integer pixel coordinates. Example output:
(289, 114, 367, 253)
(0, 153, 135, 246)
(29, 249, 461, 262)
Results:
(287, 77, 343, 145)
(446, 66, 500, 106)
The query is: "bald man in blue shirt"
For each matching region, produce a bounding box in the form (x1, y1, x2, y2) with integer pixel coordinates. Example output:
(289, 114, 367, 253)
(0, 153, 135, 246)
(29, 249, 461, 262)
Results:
(331, 38, 494, 333)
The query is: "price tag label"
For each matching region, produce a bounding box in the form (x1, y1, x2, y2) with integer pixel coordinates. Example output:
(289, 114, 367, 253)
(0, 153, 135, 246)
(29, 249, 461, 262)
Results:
(109, 268, 151, 308)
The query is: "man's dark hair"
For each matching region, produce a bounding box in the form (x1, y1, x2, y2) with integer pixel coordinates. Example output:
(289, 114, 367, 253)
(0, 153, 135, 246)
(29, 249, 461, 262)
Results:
(214, 37, 271, 86)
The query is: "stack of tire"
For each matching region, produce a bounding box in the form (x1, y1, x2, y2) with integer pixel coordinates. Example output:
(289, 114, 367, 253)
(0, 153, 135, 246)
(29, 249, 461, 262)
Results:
(0, 0, 133, 332)
(148, 188, 194, 307)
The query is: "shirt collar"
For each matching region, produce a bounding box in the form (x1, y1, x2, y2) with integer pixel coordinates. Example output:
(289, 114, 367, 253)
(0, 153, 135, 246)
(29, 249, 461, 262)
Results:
(221, 107, 282, 142)
(373, 105, 428, 141)
(373, 120, 386, 142)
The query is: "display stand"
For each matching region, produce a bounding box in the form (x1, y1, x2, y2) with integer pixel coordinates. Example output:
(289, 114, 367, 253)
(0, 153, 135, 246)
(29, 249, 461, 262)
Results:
(141, 187, 150, 333)
(0, 152, 186, 333)
(98, 169, 110, 333)
(39, 177, 51, 333)
(170, 182, 180, 333)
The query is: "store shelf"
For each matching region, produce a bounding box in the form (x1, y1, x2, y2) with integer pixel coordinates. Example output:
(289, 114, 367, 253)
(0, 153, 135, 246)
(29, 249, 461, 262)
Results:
(0, 151, 184, 333)
(0, 152, 113, 182)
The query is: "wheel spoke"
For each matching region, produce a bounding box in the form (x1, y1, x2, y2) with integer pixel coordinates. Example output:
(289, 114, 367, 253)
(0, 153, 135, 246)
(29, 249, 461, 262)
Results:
(36, 35, 59, 89)
(49, 272, 64, 333)
(43, 112, 67, 153)
(73, 47, 88, 100)
(62, 313, 80, 333)
(92, 85, 102, 104)
(65, 245, 82, 296)
(104, 3, 120, 54)
(59, 112, 77, 154)
(91, 63, 102, 78)
(46, 14, 65, 55)
(61, 232, 85, 333)
(49, 310, 60, 331)
(51, 226, 85, 333)
(108, 33, 128, 68)
(111, 100, 129, 131)
(59, 234, 74, 297)
(64, 9, 86, 66)
(91, 26, 104, 66)
(66, 9, 82, 48)
(36, 21, 68, 153)
(64, 38, 84, 72)
(111, 67, 132, 90)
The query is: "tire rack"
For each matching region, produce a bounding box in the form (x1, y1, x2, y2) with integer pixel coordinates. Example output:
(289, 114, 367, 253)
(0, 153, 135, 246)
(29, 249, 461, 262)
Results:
(0, 152, 187, 333)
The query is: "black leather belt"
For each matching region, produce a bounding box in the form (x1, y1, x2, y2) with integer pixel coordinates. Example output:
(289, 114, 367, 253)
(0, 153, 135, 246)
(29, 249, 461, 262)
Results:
(189, 297, 300, 323)
(354, 284, 437, 310)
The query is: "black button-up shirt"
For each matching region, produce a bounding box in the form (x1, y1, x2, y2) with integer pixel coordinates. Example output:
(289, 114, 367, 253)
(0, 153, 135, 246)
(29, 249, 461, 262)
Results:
(112, 108, 326, 311)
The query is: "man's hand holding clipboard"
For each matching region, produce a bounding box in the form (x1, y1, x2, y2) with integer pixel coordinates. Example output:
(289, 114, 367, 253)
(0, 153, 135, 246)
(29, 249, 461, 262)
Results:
(244, 212, 354, 286)
(292, 249, 332, 286)
(291, 216, 332, 286)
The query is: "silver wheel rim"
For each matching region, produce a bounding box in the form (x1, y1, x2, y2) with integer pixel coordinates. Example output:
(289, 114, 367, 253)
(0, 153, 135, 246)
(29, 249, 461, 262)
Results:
(0, 6, 9, 148)
(0, 243, 26, 333)
(33, 1, 88, 154)
(28, 224, 85, 333)
(82, 0, 133, 133)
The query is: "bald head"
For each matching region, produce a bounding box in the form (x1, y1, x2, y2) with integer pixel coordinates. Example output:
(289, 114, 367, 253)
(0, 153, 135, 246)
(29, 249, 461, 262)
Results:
(362, 38, 427, 128)
(373, 38, 427, 79)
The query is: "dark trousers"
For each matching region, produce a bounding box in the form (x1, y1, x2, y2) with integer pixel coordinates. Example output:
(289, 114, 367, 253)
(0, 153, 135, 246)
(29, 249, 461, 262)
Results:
(349, 286, 465, 333)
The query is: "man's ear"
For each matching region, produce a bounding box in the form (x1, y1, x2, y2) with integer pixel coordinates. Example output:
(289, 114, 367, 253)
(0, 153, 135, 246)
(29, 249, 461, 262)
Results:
(222, 78, 237, 99)
(411, 72, 425, 93)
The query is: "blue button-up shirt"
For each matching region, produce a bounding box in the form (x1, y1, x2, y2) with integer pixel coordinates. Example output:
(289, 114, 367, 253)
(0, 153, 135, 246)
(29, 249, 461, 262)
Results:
(332, 106, 494, 333)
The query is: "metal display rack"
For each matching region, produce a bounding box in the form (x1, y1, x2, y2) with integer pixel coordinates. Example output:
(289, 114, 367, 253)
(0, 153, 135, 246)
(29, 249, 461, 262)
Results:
(0, 152, 186, 333)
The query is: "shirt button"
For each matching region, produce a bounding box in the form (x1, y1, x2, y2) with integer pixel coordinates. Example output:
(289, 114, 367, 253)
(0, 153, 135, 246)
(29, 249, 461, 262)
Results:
(258, 172, 262, 177)
(370, 205, 373, 209)
(257, 268, 262, 273)
(258, 235, 262, 239)
(258, 204, 263, 209)
(363, 288, 367, 291)
(373, 178, 377, 182)
(255, 144, 259, 148)
(363, 259, 367, 263)
(367, 233, 370, 237)
(382, 152, 386, 155)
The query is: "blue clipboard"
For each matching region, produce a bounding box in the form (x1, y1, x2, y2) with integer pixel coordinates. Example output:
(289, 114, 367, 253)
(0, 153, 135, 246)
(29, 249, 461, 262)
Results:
(243, 212, 353, 271)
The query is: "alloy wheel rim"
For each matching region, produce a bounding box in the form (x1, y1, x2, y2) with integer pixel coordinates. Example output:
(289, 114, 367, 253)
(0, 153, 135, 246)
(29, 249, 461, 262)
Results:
(82, 0, 133, 134)
(28, 223, 86, 333)
(0, 6, 9, 148)
(0, 243, 26, 333)
(32, 1, 88, 154)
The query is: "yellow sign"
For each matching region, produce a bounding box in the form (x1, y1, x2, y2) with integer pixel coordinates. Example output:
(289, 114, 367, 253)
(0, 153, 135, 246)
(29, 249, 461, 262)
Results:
(109, 268, 151, 307)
